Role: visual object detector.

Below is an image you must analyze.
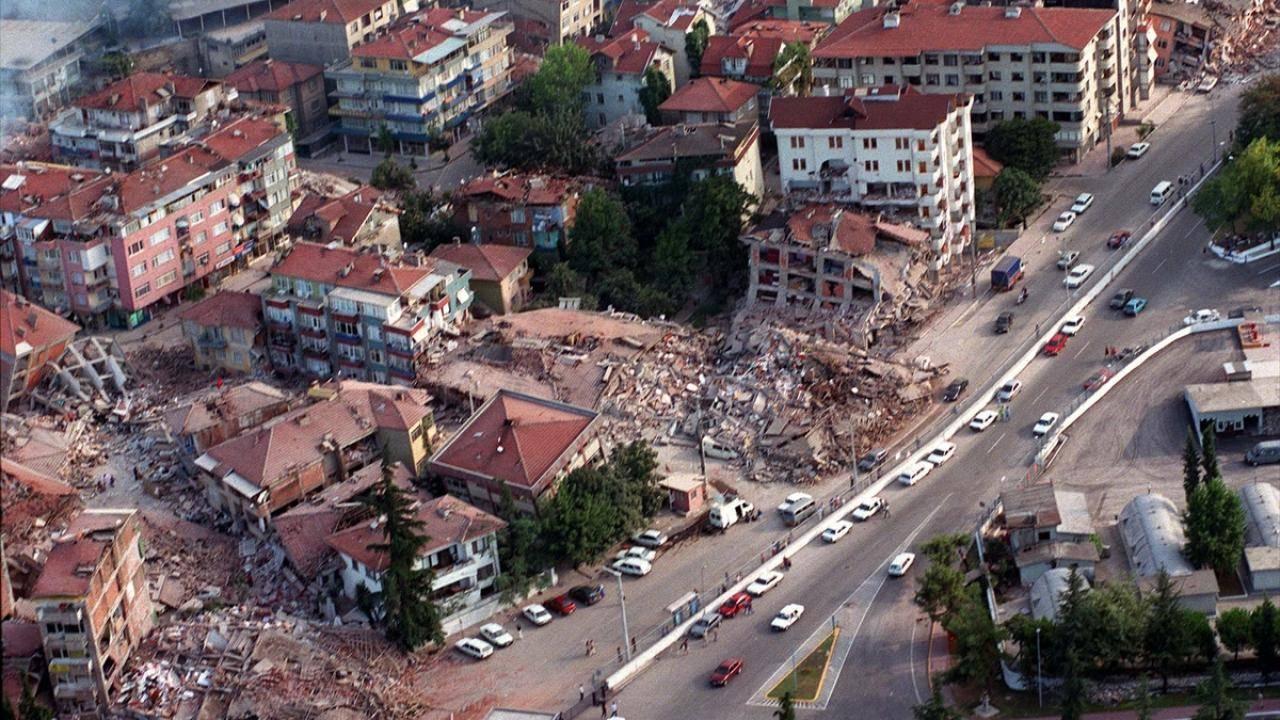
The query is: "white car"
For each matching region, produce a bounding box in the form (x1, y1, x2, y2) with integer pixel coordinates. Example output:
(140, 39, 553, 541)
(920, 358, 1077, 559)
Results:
(631, 529, 669, 548)
(455, 637, 495, 660)
(777, 492, 813, 513)
(746, 570, 784, 597)
(925, 442, 957, 467)
(522, 604, 553, 626)
(611, 558, 653, 576)
(850, 497, 885, 521)
(888, 552, 916, 577)
(969, 409, 999, 431)
(614, 546, 657, 563)
(1064, 263, 1095, 289)
(479, 623, 514, 648)
(1060, 315, 1086, 336)
(996, 380, 1023, 403)
(1032, 412, 1061, 437)
(1052, 211, 1077, 232)
(1183, 308, 1221, 326)
(897, 461, 932, 487)
(822, 520, 855, 543)
(1070, 192, 1095, 214)
(771, 604, 805, 631)
(1127, 142, 1151, 159)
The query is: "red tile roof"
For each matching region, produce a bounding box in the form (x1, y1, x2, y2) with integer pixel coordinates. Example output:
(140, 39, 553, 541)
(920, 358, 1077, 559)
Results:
(286, 187, 384, 245)
(770, 85, 964, 131)
(775, 204, 927, 256)
(633, 0, 703, 30)
(659, 77, 760, 114)
(971, 145, 1004, 178)
(701, 22, 825, 79)
(0, 457, 77, 497)
(270, 242, 432, 297)
(178, 290, 263, 331)
(352, 8, 497, 60)
(0, 163, 111, 222)
(325, 493, 506, 572)
(725, 0, 785, 32)
(457, 173, 577, 206)
(200, 115, 289, 164)
(578, 30, 664, 75)
(428, 243, 531, 283)
(163, 381, 291, 437)
(814, 4, 1116, 59)
(75, 72, 217, 112)
(430, 389, 597, 492)
(116, 145, 229, 213)
(30, 537, 107, 598)
(226, 59, 323, 94)
(266, 0, 393, 24)
(0, 289, 80, 357)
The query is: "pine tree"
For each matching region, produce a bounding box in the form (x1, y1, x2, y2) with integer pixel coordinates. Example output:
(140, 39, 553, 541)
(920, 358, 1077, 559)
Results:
(1191, 658, 1245, 720)
(1059, 647, 1087, 720)
(1253, 598, 1280, 680)
(1200, 425, 1220, 481)
(1183, 428, 1202, 499)
(1134, 674, 1154, 720)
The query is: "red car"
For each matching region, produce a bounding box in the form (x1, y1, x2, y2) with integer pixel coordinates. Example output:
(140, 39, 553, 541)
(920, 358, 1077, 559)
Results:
(1042, 333, 1069, 356)
(545, 594, 577, 615)
(710, 658, 745, 686)
(1107, 230, 1132, 249)
(718, 592, 752, 618)
(1083, 368, 1115, 391)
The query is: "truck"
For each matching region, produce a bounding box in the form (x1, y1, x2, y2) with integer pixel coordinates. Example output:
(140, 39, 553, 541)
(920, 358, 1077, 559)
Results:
(991, 256, 1024, 291)
(709, 497, 755, 530)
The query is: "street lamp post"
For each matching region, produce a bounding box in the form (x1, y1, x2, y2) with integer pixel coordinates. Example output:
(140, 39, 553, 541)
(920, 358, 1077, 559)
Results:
(1210, 119, 1218, 163)
(604, 568, 632, 662)
(1036, 626, 1043, 708)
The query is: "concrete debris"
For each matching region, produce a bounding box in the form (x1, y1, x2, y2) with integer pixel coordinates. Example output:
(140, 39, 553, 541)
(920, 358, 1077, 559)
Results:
(32, 336, 130, 416)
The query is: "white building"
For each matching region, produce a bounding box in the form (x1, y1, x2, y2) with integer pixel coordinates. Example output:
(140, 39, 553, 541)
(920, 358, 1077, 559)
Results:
(810, 3, 1126, 162)
(770, 85, 974, 263)
(1241, 482, 1280, 592)
(617, 0, 716, 87)
(578, 30, 676, 130)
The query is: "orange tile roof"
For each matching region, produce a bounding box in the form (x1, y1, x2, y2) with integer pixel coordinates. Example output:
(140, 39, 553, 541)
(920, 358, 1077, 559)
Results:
(270, 242, 432, 297)
(0, 289, 80, 357)
(971, 145, 1004, 178)
(266, 0, 393, 24)
(659, 77, 760, 114)
(286, 187, 383, 245)
(200, 115, 289, 164)
(815, 4, 1116, 59)
(578, 30, 663, 75)
(325, 494, 506, 572)
(30, 537, 108, 598)
(428, 243, 531, 283)
(352, 8, 497, 60)
(773, 204, 928, 256)
(0, 457, 77, 497)
(457, 173, 577, 206)
(770, 85, 963, 131)
(0, 163, 111, 221)
(75, 72, 217, 112)
(116, 145, 229, 214)
(163, 381, 291, 437)
(178, 290, 263, 331)
(226, 59, 323, 94)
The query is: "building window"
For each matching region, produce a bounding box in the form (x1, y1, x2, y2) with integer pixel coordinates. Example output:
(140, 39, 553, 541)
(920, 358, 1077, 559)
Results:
(155, 270, 177, 288)
(210, 199, 226, 214)
(945, 75, 959, 86)
(131, 263, 146, 278)
(195, 231, 207, 244)
(943, 55, 958, 67)
(988, 70, 1002, 81)
(1011, 72, 1024, 82)
(390, 59, 407, 71)
(918, 161, 927, 173)
(896, 160, 909, 172)
(152, 249, 175, 267)
(925, 74, 940, 85)
(135, 283, 150, 298)
(1010, 52, 1024, 62)
(989, 90, 1004, 101)
(792, 158, 807, 171)
(827, 136, 843, 149)
(150, 227, 171, 245)
(214, 221, 229, 236)
(1012, 92, 1025, 101)
(360, 57, 378, 68)
(335, 320, 359, 336)
(789, 137, 805, 149)
(987, 52, 1001, 62)
(127, 240, 144, 255)
(863, 160, 879, 172)
(1034, 91, 1048, 103)
(189, 210, 204, 223)
(215, 241, 232, 255)
(894, 137, 908, 150)
(511, 208, 526, 223)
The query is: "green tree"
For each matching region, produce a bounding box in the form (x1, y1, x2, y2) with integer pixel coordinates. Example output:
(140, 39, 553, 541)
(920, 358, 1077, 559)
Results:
(609, 441, 665, 518)
(651, 220, 696, 303)
(1200, 425, 1220, 481)
(681, 175, 756, 297)
(1080, 582, 1147, 674)
(639, 66, 672, 125)
(921, 533, 969, 565)
(912, 682, 962, 720)
(377, 125, 396, 157)
(774, 691, 796, 720)
(1183, 428, 1203, 500)
(1004, 614, 1057, 680)
(1236, 73, 1280, 148)
(361, 466, 444, 651)
(1184, 477, 1246, 575)
(1217, 608, 1254, 660)
(772, 42, 813, 95)
(371, 158, 415, 191)
(686, 19, 710, 78)
(399, 189, 461, 250)
(539, 263, 596, 309)
(539, 466, 620, 565)
(1135, 674, 1155, 720)
(1253, 598, 1280, 680)
(1192, 658, 1245, 720)
(17, 679, 51, 720)
(915, 558, 966, 623)
(984, 117, 1062, 180)
(101, 51, 134, 80)
(1192, 137, 1280, 234)
(494, 487, 545, 603)
(942, 588, 1006, 693)
(567, 188, 636, 280)
(527, 45, 595, 114)
(993, 167, 1041, 227)
(472, 109, 600, 174)
(1059, 647, 1087, 720)
(1143, 571, 1195, 692)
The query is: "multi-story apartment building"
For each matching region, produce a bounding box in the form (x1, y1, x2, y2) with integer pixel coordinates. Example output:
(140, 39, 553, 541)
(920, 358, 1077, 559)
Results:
(50, 72, 231, 171)
(196, 380, 437, 535)
(0, 289, 80, 412)
(286, 186, 396, 246)
(263, 0, 421, 67)
(700, 19, 829, 92)
(164, 381, 293, 455)
(451, 173, 582, 251)
(811, 4, 1124, 161)
(659, 77, 760, 125)
(262, 242, 472, 382)
(1041, 0, 1156, 108)
(472, 0, 603, 47)
(613, 0, 715, 87)
(329, 9, 515, 154)
(179, 290, 265, 374)
(428, 242, 533, 314)
(227, 59, 330, 142)
(615, 122, 766, 202)
(771, 85, 975, 262)
(30, 509, 154, 718)
(578, 31, 676, 130)
(198, 21, 271, 78)
(0, 114, 296, 327)
(0, 19, 100, 121)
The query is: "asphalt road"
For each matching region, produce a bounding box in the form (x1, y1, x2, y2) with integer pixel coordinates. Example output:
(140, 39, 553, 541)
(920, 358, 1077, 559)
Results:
(613, 81, 1276, 720)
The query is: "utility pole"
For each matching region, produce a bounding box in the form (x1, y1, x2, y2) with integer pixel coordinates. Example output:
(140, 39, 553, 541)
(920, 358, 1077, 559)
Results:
(605, 568, 632, 662)
(1210, 119, 1218, 162)
(969, 231, 979, 299)
(1036, 626, 1043, 708)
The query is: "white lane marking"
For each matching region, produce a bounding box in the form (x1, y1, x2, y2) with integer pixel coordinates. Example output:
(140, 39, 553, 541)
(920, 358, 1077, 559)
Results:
(1183, 218, 1205, 239)
(1257, 263, 1280, 276)
(989, 433, 1006, 453)
(948, 300, 983, 330)
(1073, 339, 1092, 359)
(1031, 385, 1050, 404)
(1151, 257, 1169, 274)
(909, 617, 923, 704)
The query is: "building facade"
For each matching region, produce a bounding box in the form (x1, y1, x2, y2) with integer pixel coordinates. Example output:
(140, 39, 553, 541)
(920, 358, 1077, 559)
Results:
(700, 19, 829, 92)
(451, 173, 582, 251)
(578, 31, 677, 130)
(263, 242, 472, 383)
(618, 0, 715, 87)
(263, 0, 421, 67)
(428, 242, 533, 315)
(198, 21, 271, 78)
(286, 186, 396, 247)
(771, 85, 975, 262)
(30, 509, 154, 719)
(0, 19, 99, 121)
(178, 290, 265, 374)
(658, 77, 760, 125)
(329, 9, 514, 153)
(472, 0, 603, 46)
(163, 381, 293, 455)
(0, 289, 80, 412)
(811, 4, 1125, 161)
(227, 59, 330, 140)
(615, 121, 766, 201)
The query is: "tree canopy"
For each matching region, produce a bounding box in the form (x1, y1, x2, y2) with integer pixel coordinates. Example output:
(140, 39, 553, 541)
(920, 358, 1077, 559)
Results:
(686, 20, 710, 78)
(984, 118, 1062, 180)
(399, 189, 462, 250)
(1183, 476, 1246, 575)
(993, 167, 1041, 227)
(371, 159, 415, 191)
(526, 45, 595, 114)
(639, 67, 672, 125)
(1236, 73, 1280, 149)
(1191, 137, 1280, 234)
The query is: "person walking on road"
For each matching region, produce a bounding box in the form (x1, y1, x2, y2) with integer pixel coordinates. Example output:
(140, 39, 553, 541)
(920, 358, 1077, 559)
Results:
(579, 685, 586, 702)
(610, 701, 619, 717)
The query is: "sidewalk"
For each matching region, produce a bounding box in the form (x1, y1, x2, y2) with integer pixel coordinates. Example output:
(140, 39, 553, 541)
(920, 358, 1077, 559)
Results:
(1054, 85, 1188, 179)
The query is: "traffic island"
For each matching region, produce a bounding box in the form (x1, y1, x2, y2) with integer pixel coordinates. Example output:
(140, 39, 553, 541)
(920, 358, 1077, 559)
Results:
(766, 630, 839, 703)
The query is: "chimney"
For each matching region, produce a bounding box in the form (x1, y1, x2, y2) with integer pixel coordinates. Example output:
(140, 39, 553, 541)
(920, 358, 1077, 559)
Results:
(882, 10, 900, 27)
(1004, 5, 1021, 17)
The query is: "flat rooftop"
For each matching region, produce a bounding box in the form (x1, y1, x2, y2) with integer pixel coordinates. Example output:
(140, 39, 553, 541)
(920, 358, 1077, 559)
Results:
(1185, 378, 1280, 414)
(0, 19, 93, 70)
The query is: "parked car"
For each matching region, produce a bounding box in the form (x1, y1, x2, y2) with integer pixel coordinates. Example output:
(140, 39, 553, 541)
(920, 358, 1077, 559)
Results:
(718, 592, 752, 618)
(569, 584, 606, 606)
(777, 492, 813, 513)
(1064, 263, 1095, 288)
(995, 312, 1014, 334)
(1057, 250, 1080, 270)
(710, 658, 745, 686)
(1043, 332, 1069, 356)
(1060, 315, 1085, 336)
(455, 638, 495, 660)
(850, 497, 885, 521)
(771, 604, 805, 631)
(969, 409, 999, 431)
(1070, 193, 1095, 214)
(1083, 368, 1115, 391)
(689, 613, 722, 639)
(522, 604, 553, 626)
(746, 571, 784, 597)
(1124, 297, 1148, 316)
(942, 378, 969, 402)
(897, 461, 933, 487)
(996, 380, 1023, 402)
(1127, 142, 1151, 159)
(631, 529, 669, 548)
(925, 441, 957, 466)
(1052, 211, 1077, 232)
(822, 520, 855, 543)
(545, 595, 577, 615)
(479, 623, 514, 648)
(1032, 412, 1061, 437)
(1183, 308, 1221, 326)
(1109, 288, 1135, 310)
(611, 558, 653, 577)
(856, 448, 889, 472)
(1107, 230, 1132, 249)
(887, 552, 916, 577)
(613, 546, 657, 564)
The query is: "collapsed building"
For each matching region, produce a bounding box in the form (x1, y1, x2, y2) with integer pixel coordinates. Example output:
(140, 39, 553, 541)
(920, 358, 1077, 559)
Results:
(1148, 0, 1280, 82)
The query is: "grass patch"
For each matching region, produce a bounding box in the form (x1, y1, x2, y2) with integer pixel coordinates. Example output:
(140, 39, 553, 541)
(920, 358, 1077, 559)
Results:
(767, 631, 839, 703)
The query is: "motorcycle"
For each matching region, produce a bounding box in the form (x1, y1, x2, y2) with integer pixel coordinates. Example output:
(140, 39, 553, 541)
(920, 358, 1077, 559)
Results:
(1016, 288, 1029, 305)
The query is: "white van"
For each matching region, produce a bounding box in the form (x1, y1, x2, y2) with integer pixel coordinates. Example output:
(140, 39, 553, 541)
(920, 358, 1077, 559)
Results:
(1150, 181, 1173, 205)
(1245, 440, 1280, 466)
(781, 496, 817, 526)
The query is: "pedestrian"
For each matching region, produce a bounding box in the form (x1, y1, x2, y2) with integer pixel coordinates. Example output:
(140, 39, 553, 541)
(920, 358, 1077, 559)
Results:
(579, 685, 586, 702)
(630, 636, 637, 654)
(586, 639, 592, 657)
(681, 637, 689, 654)
(610, 701, 619, 717)
(517, 625, 523, 641)
(602, 701, 608, 718)
(712, 629, 719, 643)
(616, 645, 623, 662)
(746, 601, 753, 615)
